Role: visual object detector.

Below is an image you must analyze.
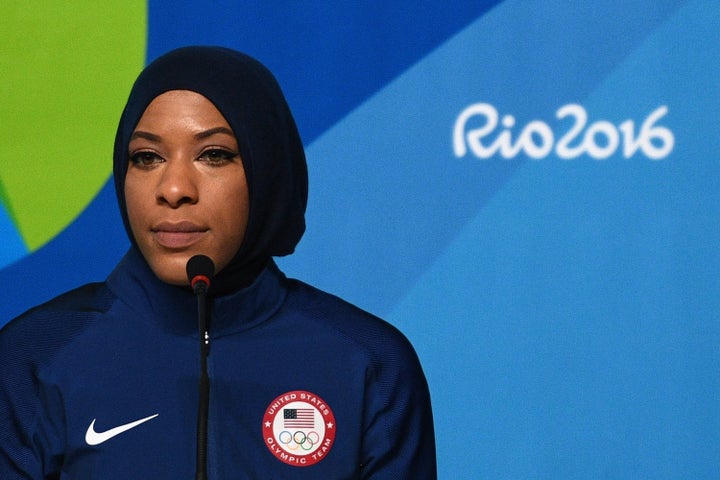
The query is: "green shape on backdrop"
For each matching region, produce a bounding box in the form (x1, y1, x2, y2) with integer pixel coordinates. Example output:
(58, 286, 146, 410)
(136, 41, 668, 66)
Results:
(0, 2, 146, 251)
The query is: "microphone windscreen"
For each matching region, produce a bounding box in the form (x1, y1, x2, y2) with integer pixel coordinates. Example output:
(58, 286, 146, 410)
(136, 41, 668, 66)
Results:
(186, 255, 215, 284)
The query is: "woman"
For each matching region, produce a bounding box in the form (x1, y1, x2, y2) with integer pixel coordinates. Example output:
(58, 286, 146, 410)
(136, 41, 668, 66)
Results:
(0, 46, 436, 478)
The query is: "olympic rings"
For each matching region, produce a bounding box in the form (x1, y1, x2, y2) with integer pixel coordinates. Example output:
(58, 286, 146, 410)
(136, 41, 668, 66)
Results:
(278, 430, 317, 451)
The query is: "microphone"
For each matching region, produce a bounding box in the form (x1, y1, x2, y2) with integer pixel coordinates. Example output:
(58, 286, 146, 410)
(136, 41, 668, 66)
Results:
(186, 254, 215, 295)
(186, 255, 214, 480)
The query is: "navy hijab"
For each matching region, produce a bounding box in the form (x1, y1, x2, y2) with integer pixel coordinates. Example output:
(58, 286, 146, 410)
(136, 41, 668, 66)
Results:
(113, 46, 308, 293)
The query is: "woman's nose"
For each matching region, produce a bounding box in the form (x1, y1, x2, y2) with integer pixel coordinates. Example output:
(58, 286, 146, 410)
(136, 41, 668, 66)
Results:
(155, 159, 199, 207)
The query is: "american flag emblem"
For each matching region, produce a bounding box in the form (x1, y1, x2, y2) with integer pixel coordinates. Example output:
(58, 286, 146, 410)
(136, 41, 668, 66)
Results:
(283, 408, 315, 428)
(263, 391, 337, 467)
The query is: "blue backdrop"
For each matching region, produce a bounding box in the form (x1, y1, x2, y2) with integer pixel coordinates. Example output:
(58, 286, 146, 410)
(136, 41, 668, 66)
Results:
(2, 1, 718, 477)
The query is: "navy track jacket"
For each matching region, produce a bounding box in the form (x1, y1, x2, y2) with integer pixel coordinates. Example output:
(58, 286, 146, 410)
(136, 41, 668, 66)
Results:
(0, 249, 436, 478)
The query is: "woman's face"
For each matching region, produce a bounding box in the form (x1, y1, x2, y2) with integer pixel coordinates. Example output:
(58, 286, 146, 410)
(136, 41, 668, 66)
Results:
(125, 90, 249, 285)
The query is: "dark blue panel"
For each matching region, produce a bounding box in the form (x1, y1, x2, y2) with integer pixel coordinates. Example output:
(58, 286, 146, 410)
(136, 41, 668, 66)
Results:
(146, 1, 503, 143)
(0, 180, 128, 320)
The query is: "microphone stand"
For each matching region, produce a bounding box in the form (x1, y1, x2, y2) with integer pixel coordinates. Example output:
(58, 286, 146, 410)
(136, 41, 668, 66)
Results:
(187, 255, 214, 480)
(195, 281, 210, 480)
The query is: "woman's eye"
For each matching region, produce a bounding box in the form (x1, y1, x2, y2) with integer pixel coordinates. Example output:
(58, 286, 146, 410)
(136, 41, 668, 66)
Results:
(198, 149, 238, 165)
(130, 151, 163, 167)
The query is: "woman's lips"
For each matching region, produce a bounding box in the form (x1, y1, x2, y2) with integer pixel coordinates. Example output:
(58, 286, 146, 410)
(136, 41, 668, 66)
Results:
(152, 221, 207, 249)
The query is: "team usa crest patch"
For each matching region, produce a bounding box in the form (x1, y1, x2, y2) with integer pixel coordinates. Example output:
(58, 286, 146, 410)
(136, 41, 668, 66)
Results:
(263, 390, 336, 467)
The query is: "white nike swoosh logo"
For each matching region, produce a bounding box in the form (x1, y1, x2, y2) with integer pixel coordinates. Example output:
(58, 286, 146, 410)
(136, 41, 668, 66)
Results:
(85, 413, 159, 446)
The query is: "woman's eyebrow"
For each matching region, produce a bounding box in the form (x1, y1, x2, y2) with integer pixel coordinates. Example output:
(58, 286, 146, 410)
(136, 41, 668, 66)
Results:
(129, 130, 161, 142)
(195, 127, 235, 140)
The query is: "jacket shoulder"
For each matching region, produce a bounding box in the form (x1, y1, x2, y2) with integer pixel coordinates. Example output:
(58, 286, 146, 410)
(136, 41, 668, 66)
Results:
(0, 282, 114, 365)
(283, 279, 422, 369)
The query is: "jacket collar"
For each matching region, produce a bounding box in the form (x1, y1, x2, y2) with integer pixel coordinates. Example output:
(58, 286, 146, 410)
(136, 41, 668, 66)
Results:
(106, 248, 286, 338)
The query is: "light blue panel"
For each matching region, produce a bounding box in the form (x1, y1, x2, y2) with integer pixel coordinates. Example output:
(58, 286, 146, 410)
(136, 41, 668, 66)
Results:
(388, 0, 719, 477)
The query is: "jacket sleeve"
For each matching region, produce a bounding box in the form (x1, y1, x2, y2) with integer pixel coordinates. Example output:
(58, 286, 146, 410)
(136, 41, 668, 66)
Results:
(0, 321, 64, 480)
(359, 336, 437, 479)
